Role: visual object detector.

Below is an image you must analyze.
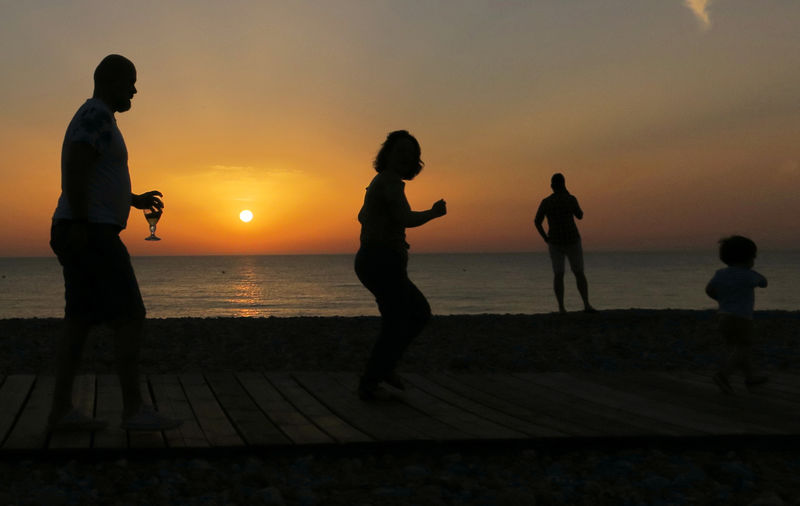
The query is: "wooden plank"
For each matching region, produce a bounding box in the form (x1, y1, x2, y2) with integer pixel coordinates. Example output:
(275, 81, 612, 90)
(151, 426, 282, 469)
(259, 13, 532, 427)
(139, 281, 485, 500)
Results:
(426, 373, 585, 437)
(328, 372, 471, 441)
(205, 372, 291, 446)
(765, 371, 800, 397)
(425, 373, 575, 437)
(265, 372, 370, 444)
(291, 371, 429, 441)
(127, 377, 166, 448)
(767, 370, 800, 387)
(3, 376, 54, 450)
(665, 370, 800, 400)
(0, 375, 35, 447)
(403, 373, 564, 438)
(48, 374, 96, 449)
(679, 370, 786, 393)
(450, 372, 683, 437)
(237, 372, 332, 445)
(149, 374, 209, 448)
(585, 372, 789, 435)
(740, 371, 800, 397)
(180, 373, 242, 447)
(681, 370, 800, 397)
(4, 370, 797, 454)
(663, 371, 800, 424)
(691, 371, 800, 424)
(516, 372, 751, 435)
(743, 382, 800, 403)
(677, 370, 800, 405)
(92, 374, 128, 449)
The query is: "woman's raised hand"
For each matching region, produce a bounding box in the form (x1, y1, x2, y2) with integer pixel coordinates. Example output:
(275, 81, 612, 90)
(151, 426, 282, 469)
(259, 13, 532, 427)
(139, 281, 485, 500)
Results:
(431, 199, 447, 217)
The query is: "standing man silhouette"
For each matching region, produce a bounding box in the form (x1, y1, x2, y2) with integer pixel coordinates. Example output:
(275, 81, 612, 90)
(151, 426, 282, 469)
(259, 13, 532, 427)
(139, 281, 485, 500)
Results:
(48, 55, 181, 431)
(534, 173, 596, 313)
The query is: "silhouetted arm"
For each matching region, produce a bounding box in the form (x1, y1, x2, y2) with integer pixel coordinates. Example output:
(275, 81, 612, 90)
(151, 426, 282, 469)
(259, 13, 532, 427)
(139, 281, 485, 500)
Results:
(396, 196, 446, 228)
(62, 141, 99, 221)
(385, 177, 446, 228)
(754, 271, 768, 288)
(534, 202, 548, 243)
(705, 280, 717, 300)
(573, 196, 584, 220)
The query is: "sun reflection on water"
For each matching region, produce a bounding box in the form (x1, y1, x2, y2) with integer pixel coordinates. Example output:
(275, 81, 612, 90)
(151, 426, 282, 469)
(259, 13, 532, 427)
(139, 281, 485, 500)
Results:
(228, 261, 265, 317)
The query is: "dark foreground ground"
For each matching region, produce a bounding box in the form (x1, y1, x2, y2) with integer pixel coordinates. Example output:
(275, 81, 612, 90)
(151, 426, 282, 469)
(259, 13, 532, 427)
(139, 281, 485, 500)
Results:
(2, 445, 799, 505)
(2, 310, 799, 375)
(1, 310, 798, 504)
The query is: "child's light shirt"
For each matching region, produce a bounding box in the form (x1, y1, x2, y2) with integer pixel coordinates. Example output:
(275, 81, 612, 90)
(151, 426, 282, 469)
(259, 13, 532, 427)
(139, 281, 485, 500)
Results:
(706, 266, 767, 319)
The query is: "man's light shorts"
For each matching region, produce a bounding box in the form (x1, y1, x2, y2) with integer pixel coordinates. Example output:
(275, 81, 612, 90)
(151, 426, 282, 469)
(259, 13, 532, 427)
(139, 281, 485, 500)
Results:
(548, 240, 584, 274)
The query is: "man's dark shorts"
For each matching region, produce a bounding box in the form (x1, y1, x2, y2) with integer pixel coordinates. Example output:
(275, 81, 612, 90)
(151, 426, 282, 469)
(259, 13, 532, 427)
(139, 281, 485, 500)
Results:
(50, 220, 146, 324)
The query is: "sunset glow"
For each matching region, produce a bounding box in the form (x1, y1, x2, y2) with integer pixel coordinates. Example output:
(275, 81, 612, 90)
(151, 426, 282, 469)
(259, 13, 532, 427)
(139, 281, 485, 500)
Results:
(239, 210, 254, 223)
(1, 2, 798, 257)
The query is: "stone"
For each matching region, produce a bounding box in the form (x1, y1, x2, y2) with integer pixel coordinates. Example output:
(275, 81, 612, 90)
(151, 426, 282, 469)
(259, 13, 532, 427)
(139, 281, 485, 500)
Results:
(255, 486, 285, 506)
(403, 465, 432, 479)
(187, 459, 212, 471)
(749, 491, 785, 506)
(295, 488, 317, 505)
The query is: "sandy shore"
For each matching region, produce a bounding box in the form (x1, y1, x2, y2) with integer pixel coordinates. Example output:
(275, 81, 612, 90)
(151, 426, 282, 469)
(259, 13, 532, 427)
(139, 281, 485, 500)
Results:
(1, 309, 798, 375)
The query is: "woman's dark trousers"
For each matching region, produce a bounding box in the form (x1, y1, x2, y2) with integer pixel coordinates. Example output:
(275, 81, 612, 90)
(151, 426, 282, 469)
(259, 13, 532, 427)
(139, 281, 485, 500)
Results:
(355, 247, 431, 389)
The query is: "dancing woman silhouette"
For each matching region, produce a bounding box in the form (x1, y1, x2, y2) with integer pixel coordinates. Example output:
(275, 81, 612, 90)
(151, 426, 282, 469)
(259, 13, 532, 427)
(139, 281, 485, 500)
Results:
(355, 130, 447, 400)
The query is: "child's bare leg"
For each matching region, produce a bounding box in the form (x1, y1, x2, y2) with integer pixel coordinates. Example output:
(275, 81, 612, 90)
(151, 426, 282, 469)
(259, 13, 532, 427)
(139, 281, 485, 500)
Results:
(736, 343, 753, 378)
(739, 342, 767, 385)
(719, 341, 739, 378)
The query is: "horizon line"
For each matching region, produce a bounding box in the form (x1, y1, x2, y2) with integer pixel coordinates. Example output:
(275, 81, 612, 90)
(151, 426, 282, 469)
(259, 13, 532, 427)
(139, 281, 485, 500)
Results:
(3, 248, 800, 260)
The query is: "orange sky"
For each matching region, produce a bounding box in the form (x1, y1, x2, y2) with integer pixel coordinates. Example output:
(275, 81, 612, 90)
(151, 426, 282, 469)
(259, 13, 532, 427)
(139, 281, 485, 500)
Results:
(1, 1, 798, 256)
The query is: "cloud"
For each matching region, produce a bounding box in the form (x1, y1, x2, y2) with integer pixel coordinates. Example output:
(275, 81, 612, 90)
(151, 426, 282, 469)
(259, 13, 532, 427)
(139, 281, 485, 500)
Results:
(684, 0, 712, 30)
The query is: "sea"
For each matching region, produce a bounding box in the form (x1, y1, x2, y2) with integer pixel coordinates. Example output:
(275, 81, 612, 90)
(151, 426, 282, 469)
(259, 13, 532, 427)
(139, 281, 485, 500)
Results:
(1, 252, 798, 319)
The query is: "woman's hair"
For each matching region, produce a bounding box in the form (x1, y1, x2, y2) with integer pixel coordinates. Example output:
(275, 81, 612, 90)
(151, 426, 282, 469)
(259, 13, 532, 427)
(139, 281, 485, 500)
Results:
(373, 130, 424, 179)
(718, 235, 757, 265)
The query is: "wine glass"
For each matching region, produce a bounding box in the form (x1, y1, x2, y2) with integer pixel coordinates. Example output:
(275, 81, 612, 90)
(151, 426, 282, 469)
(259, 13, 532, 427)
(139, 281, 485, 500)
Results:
(143, 208, 162, 241)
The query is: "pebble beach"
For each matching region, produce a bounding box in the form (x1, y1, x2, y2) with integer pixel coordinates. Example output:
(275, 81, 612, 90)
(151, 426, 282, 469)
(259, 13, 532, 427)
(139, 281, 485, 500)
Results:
(1, 309, 799, 505)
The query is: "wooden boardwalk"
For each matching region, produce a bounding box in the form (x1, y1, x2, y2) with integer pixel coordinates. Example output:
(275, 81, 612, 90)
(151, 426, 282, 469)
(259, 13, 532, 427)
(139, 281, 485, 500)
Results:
(1, 370, 799, 453)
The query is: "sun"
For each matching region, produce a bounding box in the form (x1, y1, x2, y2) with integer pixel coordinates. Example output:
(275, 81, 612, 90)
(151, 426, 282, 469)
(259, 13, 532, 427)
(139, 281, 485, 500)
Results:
(239, 210, 253, 223)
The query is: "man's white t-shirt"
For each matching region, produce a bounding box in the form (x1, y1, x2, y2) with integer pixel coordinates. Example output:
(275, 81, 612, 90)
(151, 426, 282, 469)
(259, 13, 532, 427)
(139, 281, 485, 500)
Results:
(53, 98, 132, 228)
